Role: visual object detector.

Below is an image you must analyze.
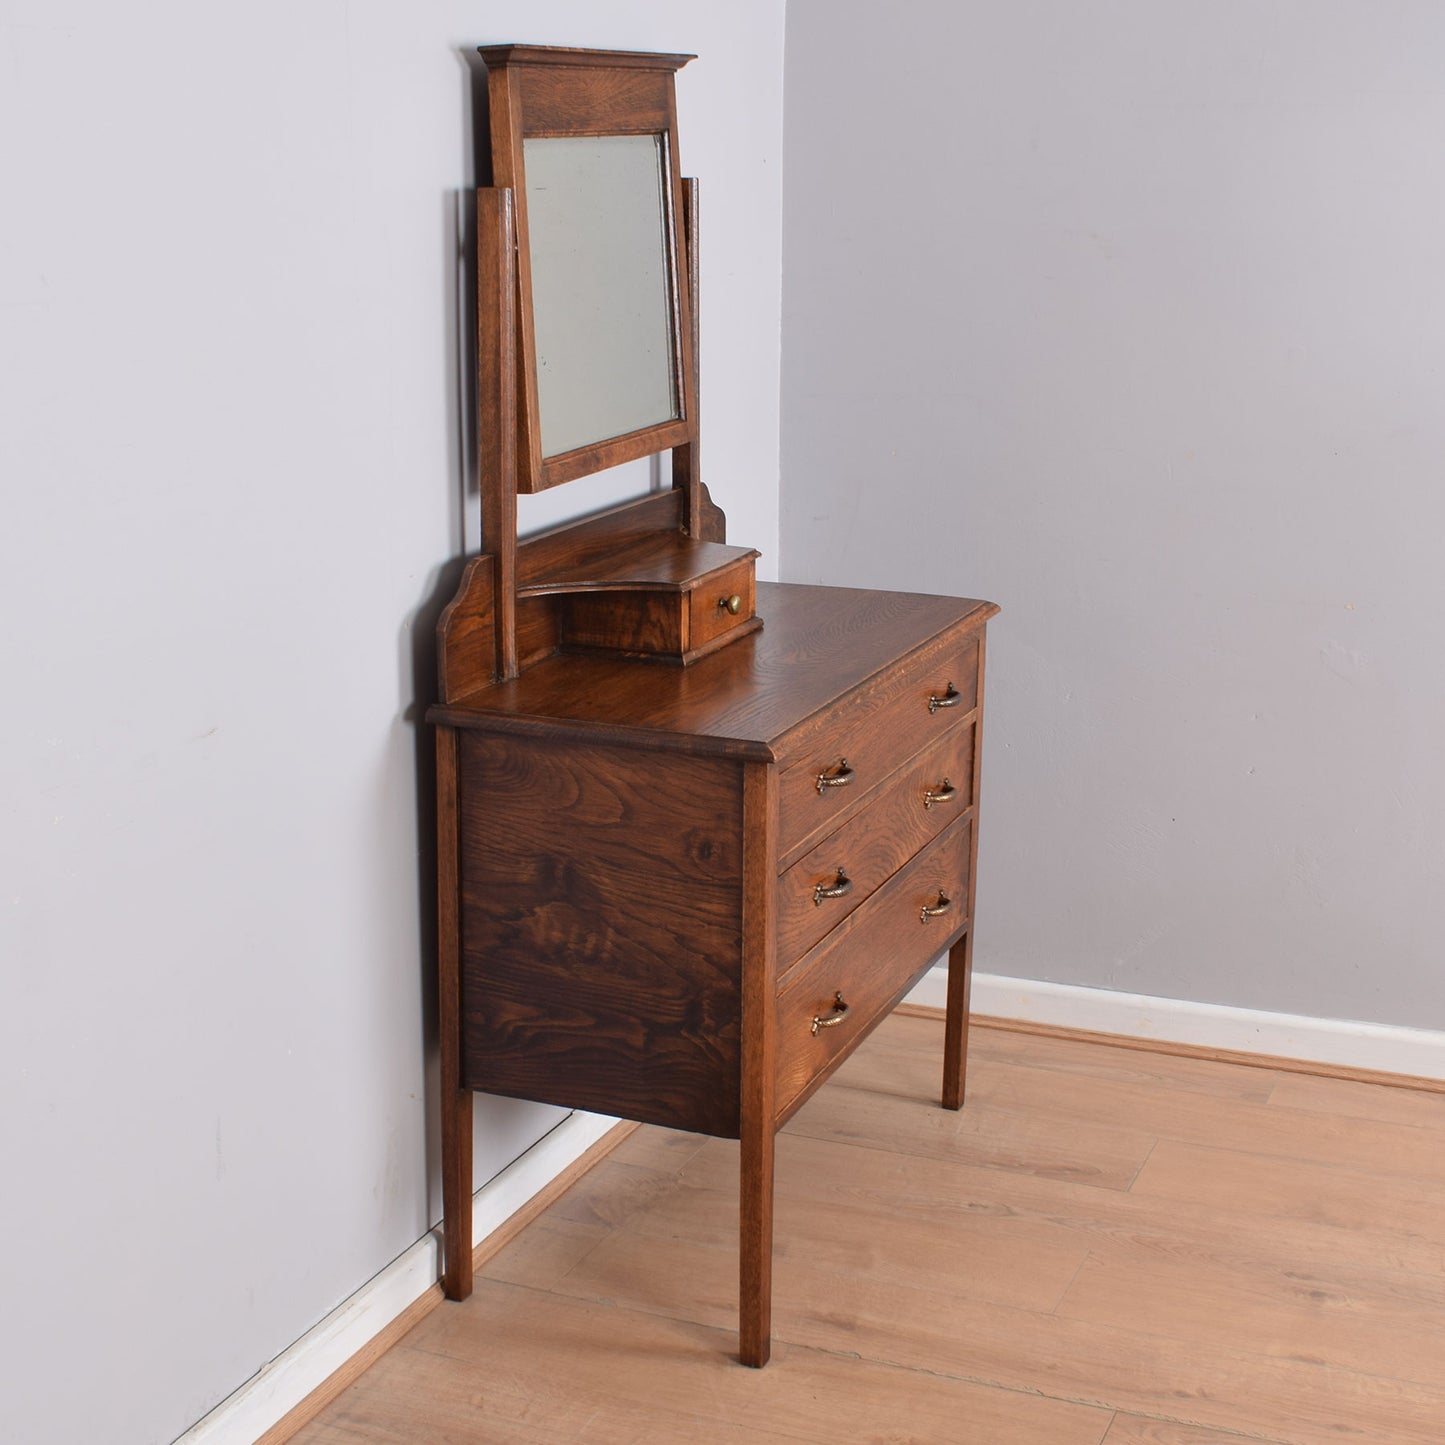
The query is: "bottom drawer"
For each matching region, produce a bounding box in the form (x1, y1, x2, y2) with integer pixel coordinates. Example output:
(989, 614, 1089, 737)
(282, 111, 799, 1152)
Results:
(773, 818, 972, 1120)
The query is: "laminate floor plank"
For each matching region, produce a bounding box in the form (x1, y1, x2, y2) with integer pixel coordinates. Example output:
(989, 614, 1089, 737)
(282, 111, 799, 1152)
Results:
(1055, 1241, 1445, 1391)
(891, 1015, 1285, 1104)
(1265, 1071, 1445, 1129)
(786, 1067, 1159, 1189)
(292, 1015, 1445, 1445)
(646, 1132, 1445, 1317)
(583, 1167, 1094, 1312)
(537, 1219, 1445, 1445)
(300, 1283, 1111, 1445)
(834, 1036, 1445, 1188)
(1133, 1139, 1445, 1248)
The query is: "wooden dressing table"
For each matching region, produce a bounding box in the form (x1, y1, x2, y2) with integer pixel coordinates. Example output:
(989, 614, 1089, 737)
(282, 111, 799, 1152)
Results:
(430, 45, 997, 1367)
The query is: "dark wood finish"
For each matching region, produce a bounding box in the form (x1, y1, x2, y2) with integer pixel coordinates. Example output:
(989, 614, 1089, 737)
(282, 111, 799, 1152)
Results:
(478, 47, 698, 494)
(942, 930, 973, 1112)
(521, 533, 759, 665)
(687, 556, 757, 654)
(456, 732, 744, 1137)
(476, 189, 518, 680)
(434, 45, 998, 1369)
(944, 630, 987, 1111)
(673, 177, 703, 538)
(556, 546, 759, 663)
(738, 763, 778, 1368)
(775, 628, 980, 866)
(776, 720, 976, 967)
(436, 726, 473, 1301)
(433, 581, 994, 1361)
(774, 820, 973, 1121)
(436, 489, 731, 702)
(519, 536, 754, 595)
(435, 584, 994, 757)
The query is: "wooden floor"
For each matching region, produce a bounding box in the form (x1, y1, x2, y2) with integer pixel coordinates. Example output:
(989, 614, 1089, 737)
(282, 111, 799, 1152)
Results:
(295, 1013, 1445, 1445)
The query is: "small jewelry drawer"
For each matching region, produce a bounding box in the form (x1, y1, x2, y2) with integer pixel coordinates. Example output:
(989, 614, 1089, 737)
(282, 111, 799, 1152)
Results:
(776, 721, 976, 967)
(773, 817, 973, 1121)
(688, 556, 758, 653)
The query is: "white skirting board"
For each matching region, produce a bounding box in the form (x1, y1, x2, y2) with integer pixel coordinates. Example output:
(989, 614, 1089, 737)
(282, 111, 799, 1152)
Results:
(906, 966, 1445, 1081)
(174, 1109, 619, 1445)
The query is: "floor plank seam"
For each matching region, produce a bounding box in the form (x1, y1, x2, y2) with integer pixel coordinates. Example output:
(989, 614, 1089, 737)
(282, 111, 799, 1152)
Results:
(1049, 1246, 1098, 1316)
(1123, 1133, 1161, 1192)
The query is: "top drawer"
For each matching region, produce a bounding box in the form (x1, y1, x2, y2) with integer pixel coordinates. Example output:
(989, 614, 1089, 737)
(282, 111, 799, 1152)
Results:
(774, 625, 980, 868)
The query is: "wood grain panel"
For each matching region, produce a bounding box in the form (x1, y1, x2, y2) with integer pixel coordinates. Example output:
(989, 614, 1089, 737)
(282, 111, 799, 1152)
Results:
(457, 733, 744, 1135)
(777, 720, 975, 964)
(560, 586, 686, 655)
(514, 61, 677, 137)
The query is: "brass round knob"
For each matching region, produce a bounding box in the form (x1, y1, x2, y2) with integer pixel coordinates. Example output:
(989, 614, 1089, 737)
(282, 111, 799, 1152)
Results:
(719, 594, 743, 615)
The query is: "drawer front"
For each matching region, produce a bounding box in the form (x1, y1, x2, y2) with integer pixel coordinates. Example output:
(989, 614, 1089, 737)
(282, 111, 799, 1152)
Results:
(776, 721, 976, 968)
(774, 818, 972, 1120)
(688, 557, 757, 652)
(775, 627, 979, 868)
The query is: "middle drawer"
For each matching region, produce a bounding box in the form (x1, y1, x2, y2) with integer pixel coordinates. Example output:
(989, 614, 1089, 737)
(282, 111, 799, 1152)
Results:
(776, 720, 975, 969)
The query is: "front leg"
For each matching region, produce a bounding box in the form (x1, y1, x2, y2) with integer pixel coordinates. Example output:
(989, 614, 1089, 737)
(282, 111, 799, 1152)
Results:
(942, 929, 973, 1111)
(739, 1120, 775, 1367)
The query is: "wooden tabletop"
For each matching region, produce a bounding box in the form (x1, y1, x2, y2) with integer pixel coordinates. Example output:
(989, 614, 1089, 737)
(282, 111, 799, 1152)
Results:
(429, 583, 997, 760)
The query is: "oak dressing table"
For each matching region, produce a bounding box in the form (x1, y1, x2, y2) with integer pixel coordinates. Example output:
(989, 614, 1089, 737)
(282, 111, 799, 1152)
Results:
(429, 45, 997, 1367)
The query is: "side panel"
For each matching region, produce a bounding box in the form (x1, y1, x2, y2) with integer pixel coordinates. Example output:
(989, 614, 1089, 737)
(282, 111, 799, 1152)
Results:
(457, 732, 744, 1136)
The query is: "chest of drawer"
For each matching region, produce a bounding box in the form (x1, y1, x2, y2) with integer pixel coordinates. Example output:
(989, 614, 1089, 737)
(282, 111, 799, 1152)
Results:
(773, 817, 973, 1121)
(776, 720, 976, 968)
(775, 628, 979, 869)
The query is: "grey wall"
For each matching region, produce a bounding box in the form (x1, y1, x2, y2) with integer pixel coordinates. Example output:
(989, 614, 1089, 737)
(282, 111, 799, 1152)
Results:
(0, 5, 784, 1443)
(781, 1, 1445, 1030)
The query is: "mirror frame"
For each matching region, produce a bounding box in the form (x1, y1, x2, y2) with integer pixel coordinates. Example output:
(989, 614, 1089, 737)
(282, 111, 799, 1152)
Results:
(479, 44, 697, 495)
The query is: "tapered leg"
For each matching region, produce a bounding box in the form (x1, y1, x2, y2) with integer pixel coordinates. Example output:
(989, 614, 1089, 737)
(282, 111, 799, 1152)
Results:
(942, 929, 973, 1111)
(739, 1122, 775, 1367)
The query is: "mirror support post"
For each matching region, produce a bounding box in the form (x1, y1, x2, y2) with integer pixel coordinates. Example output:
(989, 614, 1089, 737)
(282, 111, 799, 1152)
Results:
(672, 177, 703, 538)
(477, 187, 519, 681)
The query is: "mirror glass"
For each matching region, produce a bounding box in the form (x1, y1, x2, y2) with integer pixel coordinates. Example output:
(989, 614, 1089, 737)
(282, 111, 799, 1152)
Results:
(523, 134, 679, 459)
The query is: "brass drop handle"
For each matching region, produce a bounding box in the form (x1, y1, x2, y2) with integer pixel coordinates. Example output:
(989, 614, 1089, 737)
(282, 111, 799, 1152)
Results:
(920, 890, 954, 923)
(813, 868, 853, 906)
(816, 758, 856, 793)
(929, 681, 962, 714)
(923, 778, 958, 811)
(718, 593, 743, 615)
(810, 991, 851, 1036)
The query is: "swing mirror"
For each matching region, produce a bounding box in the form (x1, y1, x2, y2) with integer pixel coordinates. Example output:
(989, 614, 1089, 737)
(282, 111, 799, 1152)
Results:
(479, 45, 697, 494)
